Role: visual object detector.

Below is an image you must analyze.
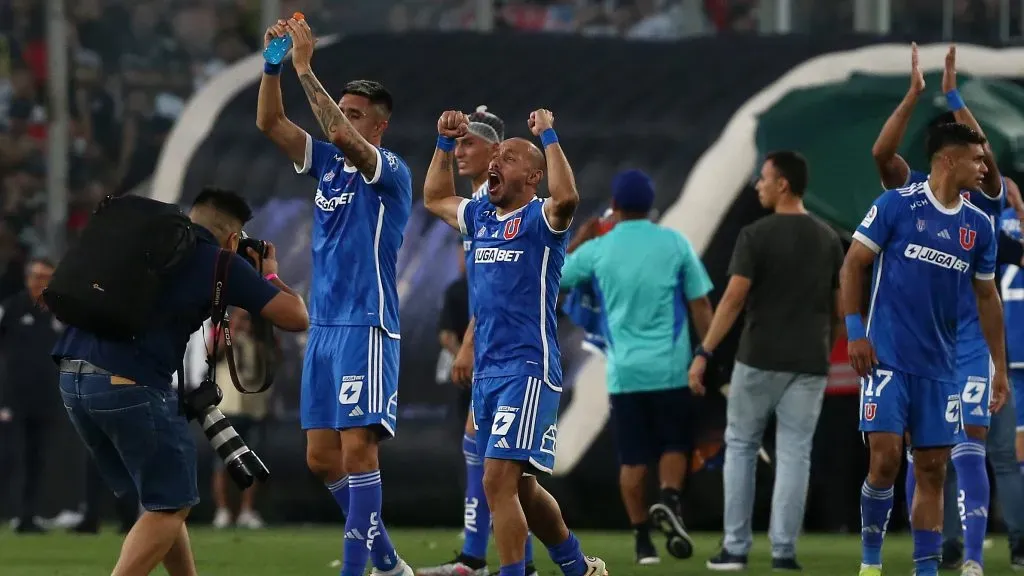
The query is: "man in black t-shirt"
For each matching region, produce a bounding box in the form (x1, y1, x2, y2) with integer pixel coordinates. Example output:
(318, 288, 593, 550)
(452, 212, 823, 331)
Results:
(438, 255, 471, 427)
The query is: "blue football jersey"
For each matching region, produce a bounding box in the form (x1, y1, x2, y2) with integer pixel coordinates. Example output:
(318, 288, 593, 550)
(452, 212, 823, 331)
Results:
(1000, 208, 1024, 368)
(458, 197, 568, 384)
(463, 183, 490, 313)
(907, 170, 1003, 363)
(855, 179, 997, 381)
(295, 134, 413, 335)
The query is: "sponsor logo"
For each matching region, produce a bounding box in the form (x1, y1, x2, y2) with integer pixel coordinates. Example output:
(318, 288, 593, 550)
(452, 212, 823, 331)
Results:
(315, 190, 355, 212)
(475, 247, 524, 263)
(903, 243, 969, 273)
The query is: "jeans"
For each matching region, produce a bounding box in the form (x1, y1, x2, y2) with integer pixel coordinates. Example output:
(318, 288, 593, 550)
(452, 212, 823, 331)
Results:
(722, 362, 827, 559)
(942, 384, 1024, 541)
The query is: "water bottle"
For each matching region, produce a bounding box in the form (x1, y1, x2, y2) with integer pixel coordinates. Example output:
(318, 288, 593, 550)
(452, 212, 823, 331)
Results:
(263, 12, 305, 65)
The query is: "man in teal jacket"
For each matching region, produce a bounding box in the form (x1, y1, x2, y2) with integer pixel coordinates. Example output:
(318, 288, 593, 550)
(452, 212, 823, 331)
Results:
(559, 170, 713, 567)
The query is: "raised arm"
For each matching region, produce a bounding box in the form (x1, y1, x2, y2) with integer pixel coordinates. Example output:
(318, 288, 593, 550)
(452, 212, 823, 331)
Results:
(872, 43, 923, 189)
(424, 110, 470, 231)
(285, 19, 378, 180)
(256, 20, 309, 167)
(530, 109, 579, 233)
(943, 45, 1002, 197)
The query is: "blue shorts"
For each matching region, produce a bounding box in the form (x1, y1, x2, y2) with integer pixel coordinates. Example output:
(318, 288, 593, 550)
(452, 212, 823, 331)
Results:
(473, 374, 561, 474)
(1012, 369, 1024, 431)
(301, 325, 399, 436)
(59, 365, 198, 512)
(956, 354, 993, 428)
(609, 388, 693, 466)
(859, 363, 965, 448)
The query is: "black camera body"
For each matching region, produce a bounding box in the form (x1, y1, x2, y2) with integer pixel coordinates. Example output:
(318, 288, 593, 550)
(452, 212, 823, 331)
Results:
(237, 234, 268, 268)
(183, 379, 270, 489)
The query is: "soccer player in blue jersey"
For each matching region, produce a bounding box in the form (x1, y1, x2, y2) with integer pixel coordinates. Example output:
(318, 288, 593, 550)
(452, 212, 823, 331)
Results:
(845, 121, 1009, 576)
(419, 107, 540, 576)
(257, 18, 412, 576)
(424, 109, 608, 576)
(871, 44, 1024, 573)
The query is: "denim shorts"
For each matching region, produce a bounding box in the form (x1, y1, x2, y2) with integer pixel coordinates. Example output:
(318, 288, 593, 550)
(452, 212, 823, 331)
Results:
(59, 364, 199, 511)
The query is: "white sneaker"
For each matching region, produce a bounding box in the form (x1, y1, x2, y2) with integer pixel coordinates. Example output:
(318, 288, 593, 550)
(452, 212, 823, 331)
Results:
(212, 508, 232, 529)
(373, 557, 415, 576)
(236, 510, 265, 529)
(961, 560, 984, 576)
(583, 556, 608, 576)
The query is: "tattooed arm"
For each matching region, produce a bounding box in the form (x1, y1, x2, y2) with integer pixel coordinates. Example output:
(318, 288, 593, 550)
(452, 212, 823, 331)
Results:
(287, 18, 378, 180)
(424, 110, 470, 231)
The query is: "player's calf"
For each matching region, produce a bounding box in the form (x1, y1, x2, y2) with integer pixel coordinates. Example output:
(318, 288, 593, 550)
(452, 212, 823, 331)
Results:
(517, 476, 607, 576)
(911, 447, 953, 576)
(861, 432, 902, 571)
(953, 425, 990, 570)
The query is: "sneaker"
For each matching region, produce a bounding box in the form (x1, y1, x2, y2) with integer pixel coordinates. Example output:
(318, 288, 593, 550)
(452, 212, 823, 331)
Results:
(941, 539, 964, 570)
(374, 558, 416, 576)
(236, 510, 265, 529)
(635, 536, 660, 565)
(649, 502, 694, 559)
(961, 560, 984, 576)
(706, 549, 747, 571)
(416, 554, 487, 576)
(13, 519, 46, 534)
(582, 556, 608, 576)
(772, 557, 801, 571)
(858, 565, 881, 576)
(212, 508, 232, 529)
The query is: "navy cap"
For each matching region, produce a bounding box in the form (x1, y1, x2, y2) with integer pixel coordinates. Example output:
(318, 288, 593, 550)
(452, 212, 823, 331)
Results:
(611, 169, 655, 214)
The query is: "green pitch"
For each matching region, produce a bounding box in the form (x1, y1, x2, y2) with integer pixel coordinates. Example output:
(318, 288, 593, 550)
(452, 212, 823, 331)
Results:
(0, 528, 1016, 575)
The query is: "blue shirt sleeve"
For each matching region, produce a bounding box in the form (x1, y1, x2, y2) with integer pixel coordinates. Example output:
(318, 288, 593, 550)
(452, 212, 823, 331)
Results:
(223, 254, 281, 314)
(974, 214, 998, 280)
(364, 148, 412, 200)
(678, 233, 713, 300)
(294, 133, 336, 180)
(560, 239, 598, 290)
(458, 198, 484, 238)
(853, 190, 897, 254)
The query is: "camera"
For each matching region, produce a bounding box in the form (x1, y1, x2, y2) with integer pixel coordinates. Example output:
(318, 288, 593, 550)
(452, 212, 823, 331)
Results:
(183, 379, 270, 489)
(237, 232, 268, 268)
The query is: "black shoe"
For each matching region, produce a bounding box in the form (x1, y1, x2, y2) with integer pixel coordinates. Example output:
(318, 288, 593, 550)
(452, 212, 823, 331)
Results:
(772, 557, 802, 571)
(524, 562, 538, 576)
(706, 549, 747, 571)
(13, 519, 46, 534)
(649, 502, 694, 559)
(940, 538, 963, 570)
(1011, 537, 1024, 571)
(70, 519, 99, 534)
(635, 536, 660, 565)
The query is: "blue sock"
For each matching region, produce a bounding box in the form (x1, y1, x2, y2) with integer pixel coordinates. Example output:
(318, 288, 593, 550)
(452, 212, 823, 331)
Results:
(343, 471, 399, 576)
(912, 529, 942, 576)
(525, 533, 535, 564)
(905, 450, 916, 521)
(499, 561, 526, 576)
(547, 532, 587, 576)
(461, 433, 490, 560)
(326, 476, 350, 517)
(952, 439, 989, 566)
(860, 480, 894, 566)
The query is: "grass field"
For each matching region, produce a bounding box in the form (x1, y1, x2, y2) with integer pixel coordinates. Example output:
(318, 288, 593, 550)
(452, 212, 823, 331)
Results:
(0, 528, 1018, 575)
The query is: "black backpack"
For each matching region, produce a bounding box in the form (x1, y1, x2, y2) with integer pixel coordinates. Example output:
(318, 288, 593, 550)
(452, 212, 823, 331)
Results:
(43, 195, 196, 340)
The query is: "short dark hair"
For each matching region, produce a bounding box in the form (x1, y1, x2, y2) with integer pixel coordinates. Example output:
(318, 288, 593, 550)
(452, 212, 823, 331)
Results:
(926, 122, 986, 159)
(342, 80, 393, 117)
(192, 187, 253, 224)
(764, 150, 808, 197)
(928, 111, 957, 130)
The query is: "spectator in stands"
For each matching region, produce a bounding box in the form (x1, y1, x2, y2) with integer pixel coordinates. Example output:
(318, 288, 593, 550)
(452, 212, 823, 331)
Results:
(560, 170, 713, 566)
(688, 151, 845, 571)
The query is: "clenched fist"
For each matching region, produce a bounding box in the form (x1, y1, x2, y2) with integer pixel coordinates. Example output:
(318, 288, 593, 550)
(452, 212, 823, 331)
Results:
(438, 110, 469, 139)
(528, 109, 554, 136)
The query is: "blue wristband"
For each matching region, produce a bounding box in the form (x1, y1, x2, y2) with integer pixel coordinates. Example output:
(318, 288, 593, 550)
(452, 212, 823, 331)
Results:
(264, 62, 282, 75)
(845, 314, 866, 342)
(946, 89, 965, 112)
(437, 135, 455, 152)
(540, 128, 558, 147)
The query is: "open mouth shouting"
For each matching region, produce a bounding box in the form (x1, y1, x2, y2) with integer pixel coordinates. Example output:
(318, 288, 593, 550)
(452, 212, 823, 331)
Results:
(487, 170, 503, 195)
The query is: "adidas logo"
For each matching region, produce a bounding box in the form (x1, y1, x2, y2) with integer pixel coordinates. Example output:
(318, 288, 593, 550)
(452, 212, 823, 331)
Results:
(938, 229, 951, 240)
(493, 437, 510, 449)
(349, 406, 364, 417)
(345, 528, 364, 540)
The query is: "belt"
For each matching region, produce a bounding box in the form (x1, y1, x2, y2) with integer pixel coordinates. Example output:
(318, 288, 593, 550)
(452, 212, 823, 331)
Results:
(59, 359, 112, 375)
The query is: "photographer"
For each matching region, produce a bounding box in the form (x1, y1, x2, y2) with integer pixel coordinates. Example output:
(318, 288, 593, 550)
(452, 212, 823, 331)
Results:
(51, 188, 308, 576)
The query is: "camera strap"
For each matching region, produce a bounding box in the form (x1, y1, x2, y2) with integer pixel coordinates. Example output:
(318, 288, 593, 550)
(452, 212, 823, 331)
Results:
(208, 249, 274, 395)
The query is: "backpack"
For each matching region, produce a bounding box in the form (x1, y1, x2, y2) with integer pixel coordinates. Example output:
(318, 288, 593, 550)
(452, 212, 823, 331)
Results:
(43, 195, 196, 340)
